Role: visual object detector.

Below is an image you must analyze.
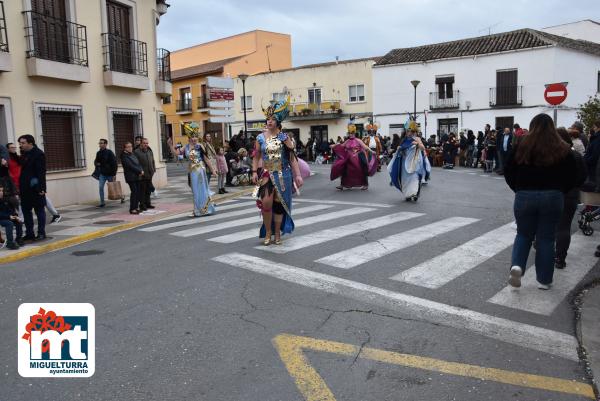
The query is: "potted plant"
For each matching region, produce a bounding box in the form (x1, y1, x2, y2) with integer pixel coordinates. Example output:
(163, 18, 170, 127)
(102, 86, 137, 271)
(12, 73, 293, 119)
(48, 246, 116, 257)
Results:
(301, 108, 312, 116)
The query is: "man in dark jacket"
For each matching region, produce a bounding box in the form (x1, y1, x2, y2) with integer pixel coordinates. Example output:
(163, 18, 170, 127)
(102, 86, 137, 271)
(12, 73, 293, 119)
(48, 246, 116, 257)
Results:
(94, 139, 118, 207)
(584, 121, 600, 187)
(497, 127, 513, 175)
(134, 138, 156, 211)
(18, 134, 47, 240)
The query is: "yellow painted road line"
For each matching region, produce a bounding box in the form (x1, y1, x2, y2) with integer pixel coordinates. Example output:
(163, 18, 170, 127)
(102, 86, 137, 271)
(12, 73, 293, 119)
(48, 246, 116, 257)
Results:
(0, 188, 254, 265)
(272, 334, 595, 400)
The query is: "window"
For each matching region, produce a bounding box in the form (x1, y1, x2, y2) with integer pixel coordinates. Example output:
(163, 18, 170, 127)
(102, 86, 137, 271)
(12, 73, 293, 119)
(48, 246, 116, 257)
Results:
(272, 92, 286, 102)
(308, 88, 321, 104)
(110, 109, 142, 160)
(177, 88, 192, 112)
(348, 85, 365, 102)
(435, 76, 454, 99)
(494, 69, 519, 105)
(162, 95, 171, 104)
(38, 106, 85, 171)
(242, 95, 253, 111)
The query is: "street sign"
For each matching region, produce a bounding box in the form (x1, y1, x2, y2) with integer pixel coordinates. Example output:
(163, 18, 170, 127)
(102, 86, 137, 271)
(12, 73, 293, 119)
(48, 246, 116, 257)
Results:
(544, 82, 568, 106)
(207, 76, 234, 89)
(208, 101, 234, 109)
(209, 116, 235, 123)
(209, 89, 234, 101)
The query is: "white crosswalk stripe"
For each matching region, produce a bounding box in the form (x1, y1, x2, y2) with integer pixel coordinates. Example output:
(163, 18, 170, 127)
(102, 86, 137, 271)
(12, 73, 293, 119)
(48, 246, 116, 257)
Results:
(488, 233, 599, 315)
(209, 207, 376, 244)
(171, 205, 332, 237)
(392, 222, 516, 289)
(138, 201, 258, 232)
(316, 217, 479, 269)
(212, 253, 579, 361)
(239, 196, 395, 208)
(258, 211, 425, 254)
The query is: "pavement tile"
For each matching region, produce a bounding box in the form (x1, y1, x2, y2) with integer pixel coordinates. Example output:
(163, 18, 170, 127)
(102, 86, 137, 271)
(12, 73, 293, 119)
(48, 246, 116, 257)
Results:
(581, 285, 600, 393)
(49, 226, 102, 236)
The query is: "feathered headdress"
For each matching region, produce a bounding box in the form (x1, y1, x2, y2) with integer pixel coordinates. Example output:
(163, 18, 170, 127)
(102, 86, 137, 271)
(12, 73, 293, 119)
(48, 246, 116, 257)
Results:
(182, 122, 201, 138)
(404, 119, 418, 132)
(262, 97, 290, 122)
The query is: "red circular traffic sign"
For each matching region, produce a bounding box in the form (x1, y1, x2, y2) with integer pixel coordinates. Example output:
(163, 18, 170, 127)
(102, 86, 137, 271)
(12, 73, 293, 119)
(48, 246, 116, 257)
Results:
(544, 83, 568, 106)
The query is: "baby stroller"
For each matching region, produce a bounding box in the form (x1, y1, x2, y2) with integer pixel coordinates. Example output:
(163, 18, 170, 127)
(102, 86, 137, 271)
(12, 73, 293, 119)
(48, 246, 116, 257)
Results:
(578, 191, 600, 236)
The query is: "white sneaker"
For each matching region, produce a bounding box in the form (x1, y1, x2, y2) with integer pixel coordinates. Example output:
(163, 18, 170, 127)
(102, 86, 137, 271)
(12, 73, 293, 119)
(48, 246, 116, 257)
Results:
(508, 266, 522, 288)
(537, 282, 552, 290)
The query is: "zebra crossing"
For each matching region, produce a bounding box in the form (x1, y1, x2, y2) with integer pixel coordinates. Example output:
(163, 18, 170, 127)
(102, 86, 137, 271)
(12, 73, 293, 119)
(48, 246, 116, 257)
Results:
(137, 198, 597, 320)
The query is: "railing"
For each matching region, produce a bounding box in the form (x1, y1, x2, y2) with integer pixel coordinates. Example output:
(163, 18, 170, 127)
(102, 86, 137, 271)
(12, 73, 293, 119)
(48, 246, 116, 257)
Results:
(429, 90, 460, 109)
(157, 48, 170, 81)
(289, 100, 342, 117)
(23, 10, 88, 65)
(490, 86, 523, 107)
(102, 33, 148, 76)
(197, 96, 208, 109)
(176, 99, 192, 113)
(0, 2, 8, 52)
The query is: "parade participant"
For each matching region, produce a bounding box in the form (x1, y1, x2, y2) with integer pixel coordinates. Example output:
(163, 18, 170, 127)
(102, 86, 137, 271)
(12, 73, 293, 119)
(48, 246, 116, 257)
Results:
(363, 124, 382, 171)
(252, 98, 303, 245)
(201, 132, 217, 183)
(170, 122, 215, 217)
(330, 122, 376, 190)
(388, 120, 430, 202)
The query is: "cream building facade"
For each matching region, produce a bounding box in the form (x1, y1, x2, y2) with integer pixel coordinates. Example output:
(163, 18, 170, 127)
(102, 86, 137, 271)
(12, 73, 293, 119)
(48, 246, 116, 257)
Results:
(230, 57, 378, 145)
(0, 0, 172, 207)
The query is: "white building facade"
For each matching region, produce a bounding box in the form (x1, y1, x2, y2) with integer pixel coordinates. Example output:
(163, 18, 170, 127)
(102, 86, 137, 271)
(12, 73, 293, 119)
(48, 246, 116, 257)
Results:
(230, 58, 377, 145)
(373, 29, 600, 139)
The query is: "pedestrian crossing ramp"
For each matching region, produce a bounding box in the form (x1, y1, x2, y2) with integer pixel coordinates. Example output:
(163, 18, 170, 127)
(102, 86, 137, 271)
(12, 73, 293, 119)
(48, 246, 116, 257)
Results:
(137, 198, 599, 318)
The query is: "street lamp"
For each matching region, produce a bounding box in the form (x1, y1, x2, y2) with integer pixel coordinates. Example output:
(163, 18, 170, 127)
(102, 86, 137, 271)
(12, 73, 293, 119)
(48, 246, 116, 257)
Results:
(239, 73, 249, 138)
(410, 80, 420, 121)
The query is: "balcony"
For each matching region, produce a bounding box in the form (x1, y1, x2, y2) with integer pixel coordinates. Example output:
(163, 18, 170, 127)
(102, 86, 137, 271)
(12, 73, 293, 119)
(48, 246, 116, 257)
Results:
(288, 101, 343, 121)
(196, 96, 208, 111)
(176, 99, 193, 114)
(429, 90, 460, 110)
(0, 1, 10, 72)
(22, 10, 89, 82)
(102, 33, 149, 90)
(490, 86, 523, 107)
(155, 48, 171, 97)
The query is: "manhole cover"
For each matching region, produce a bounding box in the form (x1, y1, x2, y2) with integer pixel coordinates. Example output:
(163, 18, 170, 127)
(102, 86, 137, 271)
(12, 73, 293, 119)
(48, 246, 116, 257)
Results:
(93, 220, 124, 225)
(71, 250, 105, 256)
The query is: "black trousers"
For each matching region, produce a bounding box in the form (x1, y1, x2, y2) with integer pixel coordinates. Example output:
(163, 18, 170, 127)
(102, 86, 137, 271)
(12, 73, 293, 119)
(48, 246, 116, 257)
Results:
(555, 192, 579, 262)
(127, 181, 141, 212)
(21, 193, 46, 237)
(138, 179, 152, 208)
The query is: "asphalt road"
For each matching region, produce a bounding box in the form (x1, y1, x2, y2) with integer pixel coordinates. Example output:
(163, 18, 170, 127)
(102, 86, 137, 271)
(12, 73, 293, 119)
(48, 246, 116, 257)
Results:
(1, 164, 599, 401)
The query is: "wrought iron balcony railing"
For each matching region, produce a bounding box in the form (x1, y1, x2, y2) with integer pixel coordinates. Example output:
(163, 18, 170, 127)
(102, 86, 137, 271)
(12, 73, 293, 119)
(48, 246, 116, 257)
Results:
(102, 33, 148, 76)
(490, 86, 523, 107)
(176, 99, 193, 113)
(429, 90, 460, 109)
(157, 48, 170, 81)
(23, 10, 88, 65)
(197, 96, 208, 110)
(0, 2, 8, 52)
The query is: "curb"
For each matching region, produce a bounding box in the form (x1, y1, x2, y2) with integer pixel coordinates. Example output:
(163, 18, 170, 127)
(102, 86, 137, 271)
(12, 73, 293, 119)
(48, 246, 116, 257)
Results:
(573, 278, 600, 400)
(0, 187, 255, 265)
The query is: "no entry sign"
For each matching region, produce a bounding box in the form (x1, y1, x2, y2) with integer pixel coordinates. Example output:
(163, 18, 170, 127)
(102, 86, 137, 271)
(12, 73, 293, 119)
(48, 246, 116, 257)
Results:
(544, 82, 568, 106)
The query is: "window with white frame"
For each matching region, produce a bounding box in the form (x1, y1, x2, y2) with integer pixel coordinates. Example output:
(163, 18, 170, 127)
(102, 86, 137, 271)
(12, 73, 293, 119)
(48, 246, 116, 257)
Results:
(36, 104, 86, 171)
(109, 108, 143, 160)
(242, 95, 253, 111)
(349, 84, 365, 102)
(272, 92, 287, 102)
(308, 88, 321, 104)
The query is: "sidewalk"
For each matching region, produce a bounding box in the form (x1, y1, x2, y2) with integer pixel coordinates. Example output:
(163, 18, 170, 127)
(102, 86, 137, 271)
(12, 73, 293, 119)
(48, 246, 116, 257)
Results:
(579, 282, 600, 399)
(0, 175, 253, 264)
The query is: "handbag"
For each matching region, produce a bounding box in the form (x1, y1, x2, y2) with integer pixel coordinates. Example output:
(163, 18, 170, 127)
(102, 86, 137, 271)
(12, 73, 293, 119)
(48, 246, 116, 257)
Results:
(107, 180, 123, 200)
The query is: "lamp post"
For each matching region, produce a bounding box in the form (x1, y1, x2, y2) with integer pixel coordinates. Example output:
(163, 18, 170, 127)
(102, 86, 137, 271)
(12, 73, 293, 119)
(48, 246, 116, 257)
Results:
(410, 80, 420, 121)
(239, 73, 249, 138)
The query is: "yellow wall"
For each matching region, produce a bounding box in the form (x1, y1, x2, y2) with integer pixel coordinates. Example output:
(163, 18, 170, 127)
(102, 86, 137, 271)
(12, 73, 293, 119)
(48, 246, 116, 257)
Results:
(0, 0, 168, 206)
(171, 30, 292, 76)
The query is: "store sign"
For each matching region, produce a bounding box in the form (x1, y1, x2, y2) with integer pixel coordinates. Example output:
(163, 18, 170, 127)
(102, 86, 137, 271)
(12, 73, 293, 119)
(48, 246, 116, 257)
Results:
(209, 89, 234, 101)
(251, 122, 266, 130)
(207, 76, 235, 124)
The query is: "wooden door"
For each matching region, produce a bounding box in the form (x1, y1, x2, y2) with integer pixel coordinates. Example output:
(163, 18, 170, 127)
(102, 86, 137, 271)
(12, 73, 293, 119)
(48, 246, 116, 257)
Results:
(496, 70, 518, 105)
(106, 0, 132, 72)
(31, 0, 69, 62)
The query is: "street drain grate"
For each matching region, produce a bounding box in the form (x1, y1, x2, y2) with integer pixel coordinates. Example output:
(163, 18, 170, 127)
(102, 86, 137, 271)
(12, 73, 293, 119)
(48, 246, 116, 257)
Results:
(93, 220, 124, 225)
(71, 250, 105, 257)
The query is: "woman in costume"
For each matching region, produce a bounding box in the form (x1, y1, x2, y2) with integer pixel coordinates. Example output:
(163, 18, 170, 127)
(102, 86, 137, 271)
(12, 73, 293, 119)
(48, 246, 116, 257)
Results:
(330, 123, 376, 190)
(388, 120, 431, 202)
(169, 122, 215, 217)
(252, 98, 303, 245)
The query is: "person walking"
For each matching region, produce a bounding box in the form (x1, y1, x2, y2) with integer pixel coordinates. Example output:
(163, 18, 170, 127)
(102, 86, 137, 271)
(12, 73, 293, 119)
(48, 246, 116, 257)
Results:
(121, 142, 144, 215)
(216, 147, 229, 194)
(497, 127, 513, 175)
(17, 135, 47, 241)
(134, 138, 156, 211)
(201, 133, 217, 183)
(554, 127, 587, 269)
(504, 114, 579, 290)
(94, 139, 118, 208)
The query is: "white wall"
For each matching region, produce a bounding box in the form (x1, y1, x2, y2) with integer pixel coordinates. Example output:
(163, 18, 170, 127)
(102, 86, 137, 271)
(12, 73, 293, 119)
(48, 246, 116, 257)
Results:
(373, 46, 600, 137)
(543, 20, 600, 44)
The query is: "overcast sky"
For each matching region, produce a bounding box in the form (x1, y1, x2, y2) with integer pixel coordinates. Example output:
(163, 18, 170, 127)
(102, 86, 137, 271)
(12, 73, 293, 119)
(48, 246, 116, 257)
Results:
(158, 0, 599, 67)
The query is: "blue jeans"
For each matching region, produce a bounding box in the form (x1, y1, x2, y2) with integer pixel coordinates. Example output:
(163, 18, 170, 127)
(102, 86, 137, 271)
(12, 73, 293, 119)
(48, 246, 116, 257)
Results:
(1, 219, 22, 243)
(99, 174, 114, 205)
(511, 190, 564, 285)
